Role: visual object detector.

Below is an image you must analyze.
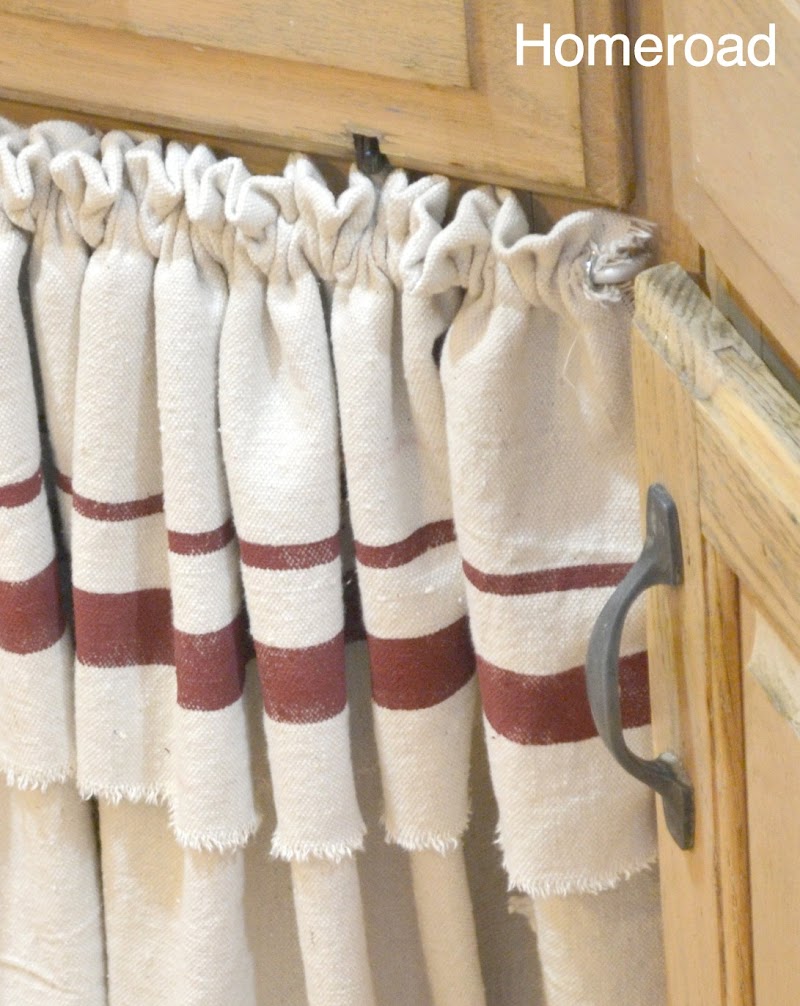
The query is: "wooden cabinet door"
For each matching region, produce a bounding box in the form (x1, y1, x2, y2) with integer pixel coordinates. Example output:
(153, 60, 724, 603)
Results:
(631, 264, 800, 1005)
(0, 0, 631, 201)
(664, 0, 800, 364)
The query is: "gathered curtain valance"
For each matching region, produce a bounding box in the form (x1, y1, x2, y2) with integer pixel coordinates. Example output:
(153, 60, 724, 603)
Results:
(0, 119, 664, 1006)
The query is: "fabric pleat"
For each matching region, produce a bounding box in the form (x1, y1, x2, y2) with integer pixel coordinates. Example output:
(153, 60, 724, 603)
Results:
(435, 193, 657, 897)
(0, 780, 106, 1006)
(0, 119, 85, 788)
(319, 167, 485, 1005)
(51, 130, 175, 805)
(0, 119, 106, 1005)
(530, 866, 667, 1006)
(208, 154, 375, 1004)
(128, 140, 259, 850)
(0, 116, 667, 1006)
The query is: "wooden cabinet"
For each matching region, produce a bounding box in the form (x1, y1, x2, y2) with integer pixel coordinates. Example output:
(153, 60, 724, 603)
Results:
(664, 0, 800, 366)
(632, 264, 800, 1006)
(0, 0, 632, 202)
(1, 3, 799, 1003)
(638, 4, 800, 1001)
(742, 609, 800, 1005)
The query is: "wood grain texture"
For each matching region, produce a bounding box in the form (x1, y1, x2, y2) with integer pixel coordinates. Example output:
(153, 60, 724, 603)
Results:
(532, 0, 701, 266)
(637, 264, 800, 664)
(742, 605, 800, 1006)
(574, 0, 633, 206)
(705, 256, 800, 396)
(0, 0, 471, 87)
(633, 263, 754, 1006)
(624, 0, 699, 270)
(741, 595, 800, 734)
(664, 0, 800, 367)
(0, 97, 354, 184)
(0, 2, 634, 201)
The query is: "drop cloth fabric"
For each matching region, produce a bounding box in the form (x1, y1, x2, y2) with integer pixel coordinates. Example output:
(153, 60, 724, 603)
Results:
(0, 117, 665, 1006)
(436, 192, 656, 896)
(318, 168, 484, 1005)
(0, 779, 106, 1006)
(530, 866, 667, 1006)
(0, 119, 107, 1006)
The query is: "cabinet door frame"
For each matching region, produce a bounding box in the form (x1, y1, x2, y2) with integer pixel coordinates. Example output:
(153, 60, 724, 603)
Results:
(632, 264, 800, 1005)
(0, 0, 632, 201)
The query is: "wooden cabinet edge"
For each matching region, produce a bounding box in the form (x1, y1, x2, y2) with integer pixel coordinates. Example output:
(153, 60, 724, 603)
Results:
(0, 8, 634, 203)
(633, 265, 755, 1005)
(635, 265, 800, 661)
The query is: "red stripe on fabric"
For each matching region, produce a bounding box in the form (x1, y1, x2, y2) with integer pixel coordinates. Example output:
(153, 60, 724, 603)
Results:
(0, 560, 66, 654)
(0, 469, 42, 508)
(174, 610, 251, 711)
(55, 471, 73, 495)
(74, 587, 174, 667)
(478, 650, 650, 745)
(168, 519, 235, 556)
(240, 534, 340, 570)
(255, 632, 346, 723)
(463, 561, 634, 596)
(355, 519, 456, 569)
(368, 616, 475, 710)
(72, 490, 164, 522)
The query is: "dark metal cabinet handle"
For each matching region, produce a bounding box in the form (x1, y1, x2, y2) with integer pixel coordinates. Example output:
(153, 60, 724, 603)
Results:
(586, 484, 695, 850)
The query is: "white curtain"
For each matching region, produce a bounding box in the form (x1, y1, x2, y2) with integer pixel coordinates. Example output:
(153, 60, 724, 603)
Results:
(0, 118, 665, 1006)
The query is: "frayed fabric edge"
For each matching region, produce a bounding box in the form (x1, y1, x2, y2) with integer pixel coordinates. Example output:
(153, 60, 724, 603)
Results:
(384, 826, 461, 855)
(270, 831, 366, 864)
(80, 780, 263, 852)
(172, 815, 263, 854)
(3, 761, 74, 792)
(506, 850, 659, 900)
(79, 780, 169, 806)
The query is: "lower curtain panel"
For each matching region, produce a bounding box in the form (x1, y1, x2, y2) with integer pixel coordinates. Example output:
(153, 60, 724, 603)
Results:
(92, 643, 542, 1006)
(0, 645, 664, 1005)
(90, 643, 543, 1006)
(0, 779, 106, 1006)
(531, 867, 667, 1006)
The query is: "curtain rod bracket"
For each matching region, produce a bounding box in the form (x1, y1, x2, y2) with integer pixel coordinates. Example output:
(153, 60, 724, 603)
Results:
(353, 133, 389, 176)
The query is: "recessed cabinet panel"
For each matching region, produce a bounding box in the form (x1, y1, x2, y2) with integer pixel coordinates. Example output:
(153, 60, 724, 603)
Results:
(664, 0, 800, 365)
(634, 264, 800, 1006)
(1, 0, 472, 87)
(742, 604, 800, 1006)
(0, 1, 633, 202)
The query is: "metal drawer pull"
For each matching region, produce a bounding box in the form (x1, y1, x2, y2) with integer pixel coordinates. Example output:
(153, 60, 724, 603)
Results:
(586, 483, 695, 850)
